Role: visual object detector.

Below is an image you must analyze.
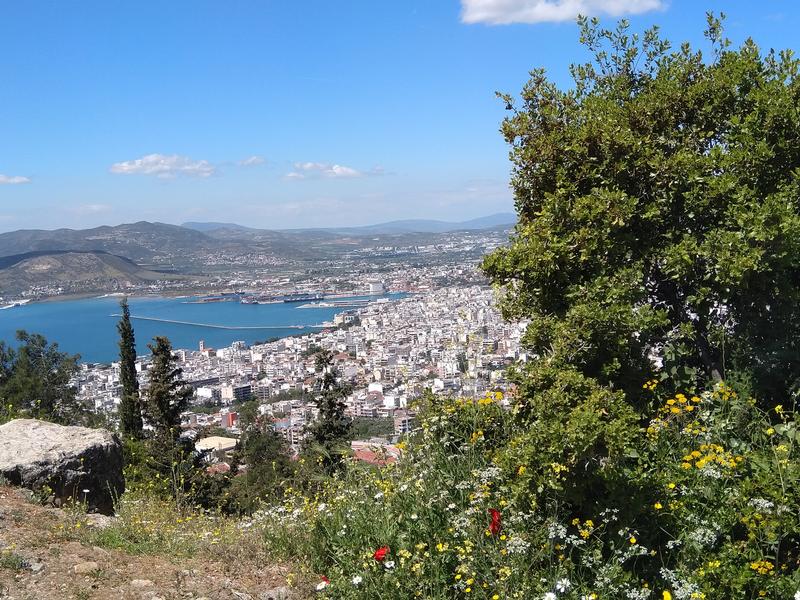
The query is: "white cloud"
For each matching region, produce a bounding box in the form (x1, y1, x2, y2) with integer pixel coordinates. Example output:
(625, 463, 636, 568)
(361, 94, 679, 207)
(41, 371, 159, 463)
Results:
(460, 0, 664, 24)
(287, 162, 363, 179)
(239, 155, 266, 167)
(110, 153, 216, 179)
(71, 203, 112, 214)
(0, 174, 31, 185)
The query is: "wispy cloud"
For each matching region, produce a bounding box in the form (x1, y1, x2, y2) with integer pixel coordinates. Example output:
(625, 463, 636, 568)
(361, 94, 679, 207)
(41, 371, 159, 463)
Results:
(70, 203, 112, 215)
(0, 174, 31, 185)
(287, 162, 362, 179)
(285, 162, 384, 180)
(460, 0, 664, 25)
(110, 153, 216, 179)
(239, 155, 266, 167)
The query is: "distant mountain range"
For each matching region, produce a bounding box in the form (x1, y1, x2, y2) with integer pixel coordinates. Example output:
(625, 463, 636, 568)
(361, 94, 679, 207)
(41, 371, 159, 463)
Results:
(0, 213, 515, 291)
(182, 212, 516, 235)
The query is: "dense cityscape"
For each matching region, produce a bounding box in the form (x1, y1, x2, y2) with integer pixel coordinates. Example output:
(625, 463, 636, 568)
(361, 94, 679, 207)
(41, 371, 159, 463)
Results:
(76, 284, 526, 462)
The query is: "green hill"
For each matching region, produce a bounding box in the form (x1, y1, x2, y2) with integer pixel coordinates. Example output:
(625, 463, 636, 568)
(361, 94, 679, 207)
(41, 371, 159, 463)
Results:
(0, 250, 189, 295)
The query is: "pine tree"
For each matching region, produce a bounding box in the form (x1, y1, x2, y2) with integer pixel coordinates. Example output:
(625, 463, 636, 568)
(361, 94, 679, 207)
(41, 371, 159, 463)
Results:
(1, 331, 82, 424)
(143, 336, 192, 440)
(304, 350, 351, 472)
(117, 298, 143, 437)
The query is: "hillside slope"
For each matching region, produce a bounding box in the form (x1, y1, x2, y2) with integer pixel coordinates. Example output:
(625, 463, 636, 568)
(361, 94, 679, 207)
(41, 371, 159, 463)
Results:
(0, 222, 230, 267)
(0, 486, 299, 599)
(0, 251, 188, 295)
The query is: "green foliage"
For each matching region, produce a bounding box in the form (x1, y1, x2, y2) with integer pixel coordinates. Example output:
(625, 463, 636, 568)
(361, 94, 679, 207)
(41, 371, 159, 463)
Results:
(0, 330, 86, 424)
(225, 417, 296, 514)
(483, 14, 800, 405)
(303, 350, 352, 474)
(349, 417, 395, 440)
(117, 297, 143, 437)
(253, 385, 800, 599)
(142, 336, 192, 440)
(0, 549, 28, 571)
(123, 432, 225, 511)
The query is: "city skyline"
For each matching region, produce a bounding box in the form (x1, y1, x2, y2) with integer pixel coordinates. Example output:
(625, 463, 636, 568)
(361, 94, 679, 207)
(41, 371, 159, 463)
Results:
(2, 0, 798, 231)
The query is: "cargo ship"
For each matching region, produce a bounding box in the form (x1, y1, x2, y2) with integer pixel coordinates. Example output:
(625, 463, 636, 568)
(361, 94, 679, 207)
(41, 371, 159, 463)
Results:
(240, 293, 324, 305)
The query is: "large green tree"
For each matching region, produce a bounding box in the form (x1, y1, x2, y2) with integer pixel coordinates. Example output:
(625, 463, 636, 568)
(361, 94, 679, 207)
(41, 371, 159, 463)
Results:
(484, 14, 800, 406)
(117, 298, 143, 437)
(142, 336, 192, 439)
(0, 331, 83, 424)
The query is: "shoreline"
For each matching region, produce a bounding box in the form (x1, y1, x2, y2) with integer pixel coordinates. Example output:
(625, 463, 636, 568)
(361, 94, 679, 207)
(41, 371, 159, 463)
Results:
(0, 291, 409, 365)
(23, 289, 238, 305)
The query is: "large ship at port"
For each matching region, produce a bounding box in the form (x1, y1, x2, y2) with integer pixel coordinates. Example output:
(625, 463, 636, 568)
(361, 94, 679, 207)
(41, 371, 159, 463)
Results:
(240, 293, 325, 305)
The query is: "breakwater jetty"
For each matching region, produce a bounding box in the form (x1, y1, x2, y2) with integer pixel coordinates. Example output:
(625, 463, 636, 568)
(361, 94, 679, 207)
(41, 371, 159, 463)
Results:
(110, 314, 324, 331)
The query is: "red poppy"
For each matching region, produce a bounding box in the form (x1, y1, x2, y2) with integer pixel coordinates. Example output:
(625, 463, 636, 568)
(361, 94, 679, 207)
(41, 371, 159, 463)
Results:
(373, 545, 390, 561)
(488, 508, 501, 536)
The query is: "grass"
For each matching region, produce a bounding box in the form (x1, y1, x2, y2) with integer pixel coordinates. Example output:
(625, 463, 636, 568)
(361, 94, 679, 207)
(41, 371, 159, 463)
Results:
(0, 548, 29, 571)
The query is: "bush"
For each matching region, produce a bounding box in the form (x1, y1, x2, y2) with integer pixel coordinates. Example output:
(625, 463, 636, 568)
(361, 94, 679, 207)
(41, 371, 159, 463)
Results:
(252, 385, 800, 599)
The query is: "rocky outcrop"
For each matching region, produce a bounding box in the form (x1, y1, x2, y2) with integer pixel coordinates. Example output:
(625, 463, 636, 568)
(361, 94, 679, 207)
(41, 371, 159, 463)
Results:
(0, 419, 124, 514)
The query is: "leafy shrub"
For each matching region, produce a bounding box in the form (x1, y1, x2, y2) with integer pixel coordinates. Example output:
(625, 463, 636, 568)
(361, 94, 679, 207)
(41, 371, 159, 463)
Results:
(253, 385, 799, 599)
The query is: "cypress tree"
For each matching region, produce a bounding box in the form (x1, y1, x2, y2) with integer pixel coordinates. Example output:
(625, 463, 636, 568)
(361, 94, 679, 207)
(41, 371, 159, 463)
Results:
(117, 298, 143, 437)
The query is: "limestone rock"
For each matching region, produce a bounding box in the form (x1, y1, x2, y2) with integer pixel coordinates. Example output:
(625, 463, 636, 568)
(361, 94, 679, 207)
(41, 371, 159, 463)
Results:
(0, 419, 124, 515)
(260, 587, 293, 600)
(73, 560, 99, 574)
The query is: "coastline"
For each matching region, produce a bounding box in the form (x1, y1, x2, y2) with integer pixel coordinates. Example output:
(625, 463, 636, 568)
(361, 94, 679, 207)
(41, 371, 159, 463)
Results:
(27, 288, 239, 305)
(0, 291, 403, 364)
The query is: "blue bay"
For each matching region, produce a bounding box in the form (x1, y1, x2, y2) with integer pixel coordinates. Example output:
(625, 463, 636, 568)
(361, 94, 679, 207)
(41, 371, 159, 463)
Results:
(0, 294, 397, 363)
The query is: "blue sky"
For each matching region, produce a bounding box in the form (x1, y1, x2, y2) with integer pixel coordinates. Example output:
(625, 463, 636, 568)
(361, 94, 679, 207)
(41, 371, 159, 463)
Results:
(1, 0, 798, 231)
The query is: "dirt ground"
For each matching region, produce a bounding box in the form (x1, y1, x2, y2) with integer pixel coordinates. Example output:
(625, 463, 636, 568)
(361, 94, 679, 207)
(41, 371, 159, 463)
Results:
(0, 486, 303, 600)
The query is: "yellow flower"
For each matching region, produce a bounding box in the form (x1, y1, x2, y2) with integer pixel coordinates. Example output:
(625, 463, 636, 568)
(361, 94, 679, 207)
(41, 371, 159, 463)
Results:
(654, 502, 663, 510)
(749, 560, 774, 575)
(629, 536, 637, 544)
(663, 592, 673, 600)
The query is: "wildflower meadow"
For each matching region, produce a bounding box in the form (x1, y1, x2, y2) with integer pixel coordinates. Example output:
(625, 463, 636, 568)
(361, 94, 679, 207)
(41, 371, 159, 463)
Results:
(249, 384, 800, 599)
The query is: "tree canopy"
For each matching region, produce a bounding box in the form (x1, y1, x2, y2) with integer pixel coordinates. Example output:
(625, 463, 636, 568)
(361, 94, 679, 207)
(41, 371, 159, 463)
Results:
(303, 349, 352, 473)
(0, 330, 83, 424)
(143, 336, 192, 439)
(483, 14, 800, 406)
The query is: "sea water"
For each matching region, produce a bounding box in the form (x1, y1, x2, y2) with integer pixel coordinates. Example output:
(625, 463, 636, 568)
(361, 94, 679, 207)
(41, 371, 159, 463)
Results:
(0, 294, 397, 363)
